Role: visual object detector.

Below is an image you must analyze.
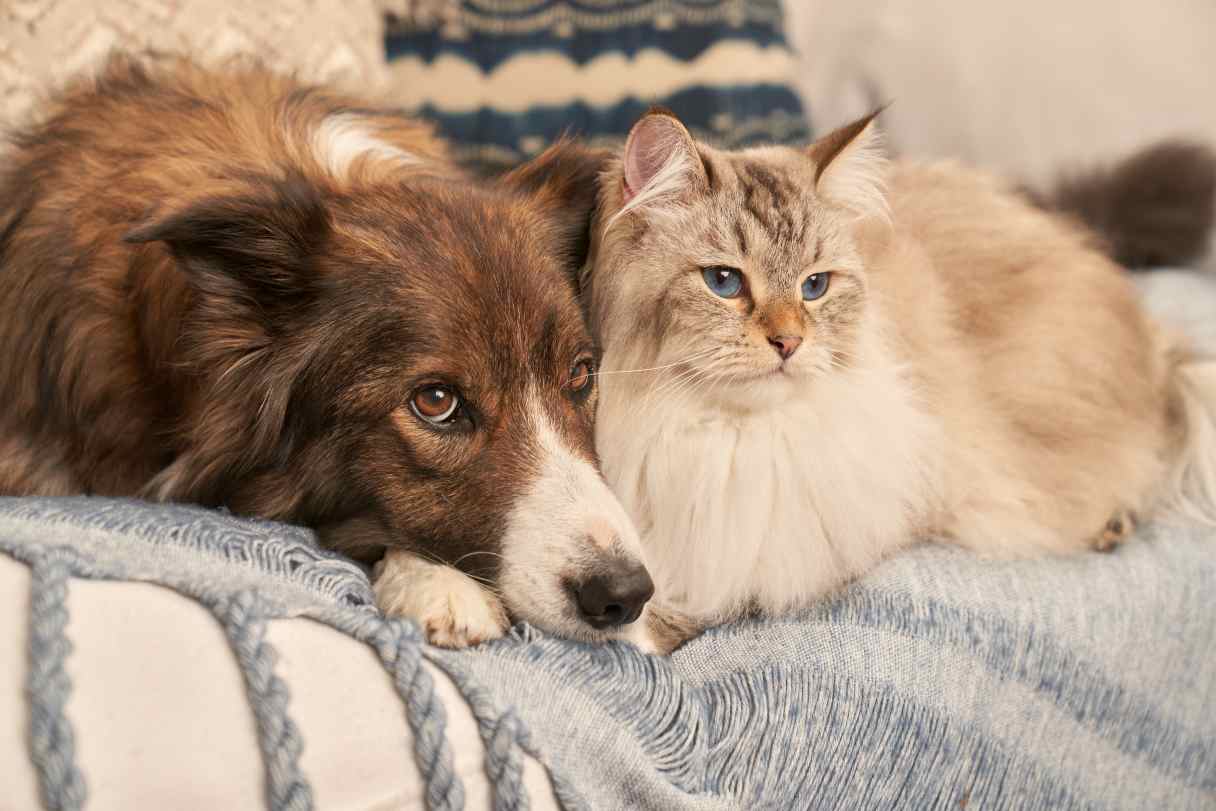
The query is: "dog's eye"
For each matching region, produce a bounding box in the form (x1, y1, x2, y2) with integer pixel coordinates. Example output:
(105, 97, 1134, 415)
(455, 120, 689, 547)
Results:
(568, 359, 595, 399)
(410, 385, 461, 425)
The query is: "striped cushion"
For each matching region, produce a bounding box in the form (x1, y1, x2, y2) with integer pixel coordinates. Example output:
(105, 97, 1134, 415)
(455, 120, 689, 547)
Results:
(382, 1, 810, 169)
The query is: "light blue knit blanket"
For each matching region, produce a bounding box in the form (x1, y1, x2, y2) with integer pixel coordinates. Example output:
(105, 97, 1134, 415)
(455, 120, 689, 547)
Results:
(3, 496, 1213, 810)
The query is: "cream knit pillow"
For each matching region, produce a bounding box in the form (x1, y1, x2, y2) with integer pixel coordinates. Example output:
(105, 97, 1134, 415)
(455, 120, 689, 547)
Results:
(0, 0, 389, 127)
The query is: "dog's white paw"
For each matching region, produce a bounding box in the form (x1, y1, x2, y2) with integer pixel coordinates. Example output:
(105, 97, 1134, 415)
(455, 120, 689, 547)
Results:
(373, 549, 509, 648)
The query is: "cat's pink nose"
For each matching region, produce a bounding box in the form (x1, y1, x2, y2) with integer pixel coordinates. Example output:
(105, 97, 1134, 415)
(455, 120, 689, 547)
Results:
(768, 334, 802, 360)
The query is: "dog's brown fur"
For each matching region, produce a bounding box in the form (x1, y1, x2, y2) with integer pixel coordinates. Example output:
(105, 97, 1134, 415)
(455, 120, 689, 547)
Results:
(0, 56, 641, 632)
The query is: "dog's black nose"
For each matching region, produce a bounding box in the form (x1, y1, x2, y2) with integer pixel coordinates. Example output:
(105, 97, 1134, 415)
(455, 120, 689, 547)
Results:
(571, 561, 654, 629)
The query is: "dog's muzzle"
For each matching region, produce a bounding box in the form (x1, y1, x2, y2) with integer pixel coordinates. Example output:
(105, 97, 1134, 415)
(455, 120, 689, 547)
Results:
(566, 556, 654, 629)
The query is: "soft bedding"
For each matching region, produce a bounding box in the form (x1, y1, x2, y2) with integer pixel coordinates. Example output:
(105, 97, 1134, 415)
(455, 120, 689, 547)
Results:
(5, 272, 1216, 810)
(2, 490, 1213, 811)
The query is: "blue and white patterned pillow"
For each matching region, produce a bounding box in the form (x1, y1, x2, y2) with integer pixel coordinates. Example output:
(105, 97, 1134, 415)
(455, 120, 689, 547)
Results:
(382, 0, 811, 169)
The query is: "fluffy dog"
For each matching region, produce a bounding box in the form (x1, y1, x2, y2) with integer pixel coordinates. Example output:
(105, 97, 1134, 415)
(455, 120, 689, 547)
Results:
(0, 56, 655, 649)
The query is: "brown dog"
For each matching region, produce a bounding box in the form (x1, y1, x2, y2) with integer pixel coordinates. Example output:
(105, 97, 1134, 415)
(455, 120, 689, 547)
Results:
(0, 55, 657, 649)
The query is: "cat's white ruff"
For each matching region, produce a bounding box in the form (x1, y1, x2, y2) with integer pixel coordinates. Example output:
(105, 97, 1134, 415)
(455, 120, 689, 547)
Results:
(597, 325, 942, 620)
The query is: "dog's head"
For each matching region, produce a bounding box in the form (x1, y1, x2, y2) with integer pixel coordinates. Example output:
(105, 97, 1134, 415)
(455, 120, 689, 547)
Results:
(125, 141, 652, 642)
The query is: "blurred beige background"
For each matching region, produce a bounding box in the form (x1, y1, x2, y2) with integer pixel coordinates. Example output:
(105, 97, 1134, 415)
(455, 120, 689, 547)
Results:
(787, 0, 1216, 187)
(3, 0, 1214, 193)
(0, 0, 391, 125)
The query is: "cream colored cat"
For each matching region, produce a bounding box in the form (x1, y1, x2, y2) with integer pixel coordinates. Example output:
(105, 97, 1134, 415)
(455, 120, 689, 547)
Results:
(584, 109, 1216, 631)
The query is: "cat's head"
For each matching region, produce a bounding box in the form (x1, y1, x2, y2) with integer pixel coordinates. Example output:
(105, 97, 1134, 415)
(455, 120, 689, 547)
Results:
(585, 108, 888, 411)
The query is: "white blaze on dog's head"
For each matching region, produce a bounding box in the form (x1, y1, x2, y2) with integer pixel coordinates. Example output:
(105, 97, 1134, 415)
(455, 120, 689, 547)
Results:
(496, 391, 653, 643)
(311, 113, 418, 180)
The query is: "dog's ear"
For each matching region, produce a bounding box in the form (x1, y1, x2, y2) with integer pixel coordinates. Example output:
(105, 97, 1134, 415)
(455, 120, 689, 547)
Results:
(500, 138, 611, 274)
(124, 173, 329, 304)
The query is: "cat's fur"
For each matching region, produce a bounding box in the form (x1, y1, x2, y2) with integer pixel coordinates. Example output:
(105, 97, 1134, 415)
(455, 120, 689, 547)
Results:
(1029, 139, 1216, 269)
(584, 109, 1216, 626)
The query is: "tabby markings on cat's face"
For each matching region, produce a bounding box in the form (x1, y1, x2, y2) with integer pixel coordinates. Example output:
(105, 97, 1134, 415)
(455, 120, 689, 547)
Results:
(586, 110, 884, 412)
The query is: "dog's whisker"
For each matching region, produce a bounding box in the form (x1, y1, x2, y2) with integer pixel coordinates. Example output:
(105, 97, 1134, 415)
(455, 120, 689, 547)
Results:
(451, 549, 507, 566)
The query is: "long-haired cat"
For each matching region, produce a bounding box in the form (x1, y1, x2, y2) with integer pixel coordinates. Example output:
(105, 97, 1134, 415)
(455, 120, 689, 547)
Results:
(583, 108, 1216, 637)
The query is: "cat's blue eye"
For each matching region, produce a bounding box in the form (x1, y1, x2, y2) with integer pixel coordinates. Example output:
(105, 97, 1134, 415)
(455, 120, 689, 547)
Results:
(702, 267, 744, 299)
(802, 272, 831, 301)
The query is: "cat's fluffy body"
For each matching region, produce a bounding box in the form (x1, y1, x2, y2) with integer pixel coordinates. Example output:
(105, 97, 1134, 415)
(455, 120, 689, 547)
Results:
(586, 112, 1214, 623)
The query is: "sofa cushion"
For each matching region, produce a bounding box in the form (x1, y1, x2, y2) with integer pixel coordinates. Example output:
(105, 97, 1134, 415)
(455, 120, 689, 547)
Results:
(0, 0, 388, 127)
(381, 0, 811, 169)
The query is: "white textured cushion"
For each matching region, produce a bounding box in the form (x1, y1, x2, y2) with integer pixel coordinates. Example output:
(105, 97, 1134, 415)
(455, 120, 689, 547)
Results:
(0, 555, 558, 811)
(0, 0, 390, 127)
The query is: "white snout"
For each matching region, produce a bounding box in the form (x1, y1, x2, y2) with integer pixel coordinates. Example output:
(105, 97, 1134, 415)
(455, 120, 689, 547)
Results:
(496, 396, 650, 642)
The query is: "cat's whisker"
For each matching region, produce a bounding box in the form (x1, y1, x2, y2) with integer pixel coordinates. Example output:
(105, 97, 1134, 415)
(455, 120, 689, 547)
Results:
(641, 369, 703, 413)
(828, 349, 860, 364)
(645, 357, 733, 412)
(625, 347, 739, 421)
(638, 359, 711, 408)
(684, 369, 723, 403)
(638, 366, 705, 414)
(592, 348, 718, 377)
(652, 355, 729, 393)
(630, 366, 726, 416)
(603, 348, 722, 417)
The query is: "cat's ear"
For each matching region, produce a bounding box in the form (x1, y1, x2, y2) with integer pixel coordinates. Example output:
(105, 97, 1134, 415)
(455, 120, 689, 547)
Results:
(808, 109, 888, 219)
(619, 108, 706, 215)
